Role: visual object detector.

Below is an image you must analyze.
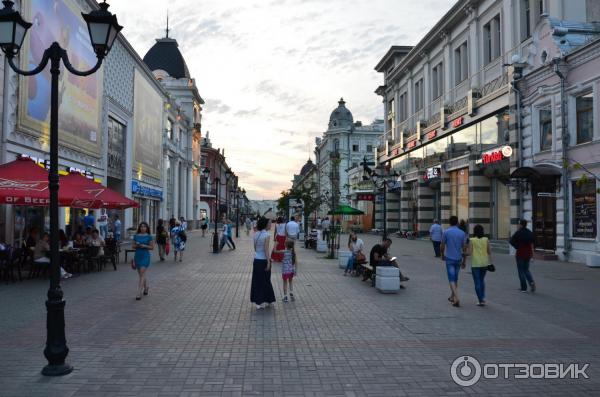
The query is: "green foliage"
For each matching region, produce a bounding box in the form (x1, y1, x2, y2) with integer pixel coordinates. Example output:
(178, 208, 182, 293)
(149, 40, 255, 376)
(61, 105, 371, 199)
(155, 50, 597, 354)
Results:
(277, 183, 322, 234)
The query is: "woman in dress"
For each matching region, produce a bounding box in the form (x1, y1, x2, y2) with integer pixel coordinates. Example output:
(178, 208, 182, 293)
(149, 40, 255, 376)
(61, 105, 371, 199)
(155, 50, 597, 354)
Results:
(250, 217, 276, 309)
(270, 216, 286, 262)
(170, 220, 186, 262)
(155, 219, 167, 261)
(132, 222, 154, 300)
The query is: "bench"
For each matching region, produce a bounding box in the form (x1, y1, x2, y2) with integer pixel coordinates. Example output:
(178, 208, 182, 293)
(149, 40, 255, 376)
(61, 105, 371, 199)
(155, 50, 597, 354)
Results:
(357, 262, 375, 285)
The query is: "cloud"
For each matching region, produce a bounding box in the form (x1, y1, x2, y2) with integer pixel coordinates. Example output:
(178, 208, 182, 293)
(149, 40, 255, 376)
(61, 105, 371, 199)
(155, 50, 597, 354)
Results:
(233, 107, 262, 118)
(206, 98, 231, 114)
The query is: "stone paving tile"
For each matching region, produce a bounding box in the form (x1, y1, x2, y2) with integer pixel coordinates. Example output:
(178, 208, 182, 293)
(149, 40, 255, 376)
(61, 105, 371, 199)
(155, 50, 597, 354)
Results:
(1, 231, 600, 396)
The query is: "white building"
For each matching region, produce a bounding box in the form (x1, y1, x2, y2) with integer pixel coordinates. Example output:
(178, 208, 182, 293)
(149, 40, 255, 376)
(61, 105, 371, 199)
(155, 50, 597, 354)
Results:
(315, 98, 384, 216)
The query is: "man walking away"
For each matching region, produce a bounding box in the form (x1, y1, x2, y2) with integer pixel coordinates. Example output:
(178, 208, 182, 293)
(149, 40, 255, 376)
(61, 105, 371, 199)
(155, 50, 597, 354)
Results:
(429, 219, 443, 257)
(321, 217, 330, 245)
(510, 219, 536, 293)
(440, 216, 467, 307)
(285, 216, 300, 240)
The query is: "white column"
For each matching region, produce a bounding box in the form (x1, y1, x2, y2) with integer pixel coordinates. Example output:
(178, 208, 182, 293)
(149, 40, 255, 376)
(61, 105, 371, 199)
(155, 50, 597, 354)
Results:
(468, 10, 479, 89)
(173, 160, 180, 218)
(162, 155, 168, 219)
(186, 166, 193, 223)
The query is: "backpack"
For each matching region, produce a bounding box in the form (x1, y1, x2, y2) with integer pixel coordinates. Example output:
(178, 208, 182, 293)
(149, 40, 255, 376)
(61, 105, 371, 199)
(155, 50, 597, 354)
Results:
(178, 228, 187, 242)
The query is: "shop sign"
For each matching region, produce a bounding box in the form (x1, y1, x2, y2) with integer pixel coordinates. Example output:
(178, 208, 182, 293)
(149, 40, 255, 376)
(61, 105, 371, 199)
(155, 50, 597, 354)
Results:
(426, 130, 437, 140)
(452, 116, 464, 128)
(67, 167, 94, 179)
(406, 140, 417, 149)
(392, 147, 400, 156)
(132, 180, 163, 200)
(20, 154, 49, 169)
(481, 145, 513, 165)
(357, 193, 374, 201)
(424, 167, 441, 181)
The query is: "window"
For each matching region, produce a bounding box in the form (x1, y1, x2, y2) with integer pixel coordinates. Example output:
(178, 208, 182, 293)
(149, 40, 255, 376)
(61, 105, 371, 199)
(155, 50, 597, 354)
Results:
(454, 42, 468, 84)
(576, 93, 593, 144)
(399, 92, 408, 121)
(367, 144, 373, 153)
(483, 15, 501, 64)
(432, 63, 444, 99)
(572, 179, 597, 238)
(352, 144, 359, 152)
(414, 79, 424, 111)
(333, 138, 340, 152)
(387, 98, 395, 138)
(166, 119, 173, 140)
(521, 0, 531, 41)
(539, 107, 552, 150)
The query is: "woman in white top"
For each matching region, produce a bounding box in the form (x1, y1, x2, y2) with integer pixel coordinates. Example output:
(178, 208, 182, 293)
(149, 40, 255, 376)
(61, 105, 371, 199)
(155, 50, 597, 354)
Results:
(250, 217, 276, 309)
(270, 216, 286, 262)
(344, 232, 364, 276)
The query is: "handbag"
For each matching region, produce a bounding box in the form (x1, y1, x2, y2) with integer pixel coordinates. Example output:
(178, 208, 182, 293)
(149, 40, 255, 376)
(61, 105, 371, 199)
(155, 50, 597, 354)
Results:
(487, 264, 496, 272)
(165, 240, 170, 255)
(130, 258, 136, 270)
(356, 252, 366, 263)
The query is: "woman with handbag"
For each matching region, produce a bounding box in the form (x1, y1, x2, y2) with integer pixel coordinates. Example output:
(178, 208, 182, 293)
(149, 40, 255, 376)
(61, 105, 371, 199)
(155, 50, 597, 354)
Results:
(344, 232, 364, 276)
(132, 222, 154, 300)
(468, 224, 492, 306)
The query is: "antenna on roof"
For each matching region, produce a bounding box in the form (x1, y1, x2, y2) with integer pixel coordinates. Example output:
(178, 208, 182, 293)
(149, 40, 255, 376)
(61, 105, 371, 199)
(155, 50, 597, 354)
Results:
(165, 10, 170, 38)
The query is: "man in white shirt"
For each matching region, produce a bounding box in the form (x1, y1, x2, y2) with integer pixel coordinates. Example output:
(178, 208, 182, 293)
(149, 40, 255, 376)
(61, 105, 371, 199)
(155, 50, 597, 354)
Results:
(321, 217, 331, 242)
(285, 216, 300, 240)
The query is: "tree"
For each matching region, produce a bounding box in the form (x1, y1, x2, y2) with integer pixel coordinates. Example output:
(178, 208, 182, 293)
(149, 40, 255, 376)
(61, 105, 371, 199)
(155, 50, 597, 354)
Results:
(277, 183, 321, 235)
(564, 159, 600, 193)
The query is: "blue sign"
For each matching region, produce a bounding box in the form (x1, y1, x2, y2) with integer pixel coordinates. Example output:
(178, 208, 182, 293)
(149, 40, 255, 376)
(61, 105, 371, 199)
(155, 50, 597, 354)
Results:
(132, 180, 163, 200)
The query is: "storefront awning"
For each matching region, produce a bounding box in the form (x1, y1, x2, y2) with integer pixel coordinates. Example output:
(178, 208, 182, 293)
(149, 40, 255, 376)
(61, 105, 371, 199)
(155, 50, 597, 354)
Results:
(510, 165, 562, 180)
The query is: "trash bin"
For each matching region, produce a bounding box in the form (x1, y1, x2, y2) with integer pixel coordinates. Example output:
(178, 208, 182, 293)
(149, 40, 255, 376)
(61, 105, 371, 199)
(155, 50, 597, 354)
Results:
(338, 250, 351, 269)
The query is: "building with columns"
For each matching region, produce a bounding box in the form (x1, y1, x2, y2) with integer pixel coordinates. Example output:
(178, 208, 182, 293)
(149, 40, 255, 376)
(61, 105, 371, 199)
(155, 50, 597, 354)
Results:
(374, 0, 598, 252)
(315, 98, 384, 217)
(143, 31, 204, 229)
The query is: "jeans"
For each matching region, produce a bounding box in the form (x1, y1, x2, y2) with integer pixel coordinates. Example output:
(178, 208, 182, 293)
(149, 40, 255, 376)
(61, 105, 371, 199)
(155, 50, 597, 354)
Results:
(432, 240, 441, 257)
(99, 224, 108, 239)
(516, 257, 534, 291)
(345, 253, 356, 273)
(220, 235, 233, 250)
(471, 267, 487, 302)
(445, 259, 462, 283)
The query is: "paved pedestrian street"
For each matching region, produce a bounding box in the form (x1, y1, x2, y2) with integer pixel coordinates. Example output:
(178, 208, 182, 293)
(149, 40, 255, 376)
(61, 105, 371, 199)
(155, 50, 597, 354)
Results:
(1, 231, 600, 396)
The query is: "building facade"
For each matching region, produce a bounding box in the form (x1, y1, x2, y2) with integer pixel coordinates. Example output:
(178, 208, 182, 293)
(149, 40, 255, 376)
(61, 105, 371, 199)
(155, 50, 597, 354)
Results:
(516, 17, 600, 263)
(375, 0, 598, 248)
(315, 98, 384, 216)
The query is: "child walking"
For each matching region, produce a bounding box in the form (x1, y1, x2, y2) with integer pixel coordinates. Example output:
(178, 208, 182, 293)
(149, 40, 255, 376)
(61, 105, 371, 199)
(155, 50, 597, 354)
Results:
(272, 239, 297, 303)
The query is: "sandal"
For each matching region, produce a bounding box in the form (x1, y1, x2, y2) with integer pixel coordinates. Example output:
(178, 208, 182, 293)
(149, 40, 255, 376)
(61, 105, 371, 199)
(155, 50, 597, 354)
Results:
(143, 287, 149, 296)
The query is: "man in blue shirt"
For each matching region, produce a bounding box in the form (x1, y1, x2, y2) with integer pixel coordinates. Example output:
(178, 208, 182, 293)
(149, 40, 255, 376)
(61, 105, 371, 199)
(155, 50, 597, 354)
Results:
(440, 216, 467, 307)
(83, 211, 95, 229)
(429, 219, 443, 257)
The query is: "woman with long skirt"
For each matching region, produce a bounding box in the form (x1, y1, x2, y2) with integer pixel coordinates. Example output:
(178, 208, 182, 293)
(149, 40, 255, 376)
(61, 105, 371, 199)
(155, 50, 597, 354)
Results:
(251, 217, 276, 309)
(270, 216, 286, 262)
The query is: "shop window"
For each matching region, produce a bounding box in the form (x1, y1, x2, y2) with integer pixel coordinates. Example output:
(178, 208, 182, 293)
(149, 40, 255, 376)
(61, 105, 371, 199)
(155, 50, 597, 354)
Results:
(572, 179, 597, 238)
(450, 168, 469, 222)
(483, 15, 501, 65)
(448, 125, 476, 158)
(539, 107, 552, 150)
(576, 93, 593, 144)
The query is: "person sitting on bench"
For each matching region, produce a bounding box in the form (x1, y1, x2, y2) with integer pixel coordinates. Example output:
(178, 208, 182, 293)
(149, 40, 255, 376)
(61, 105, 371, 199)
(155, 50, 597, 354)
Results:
(369, 238, 409, 287)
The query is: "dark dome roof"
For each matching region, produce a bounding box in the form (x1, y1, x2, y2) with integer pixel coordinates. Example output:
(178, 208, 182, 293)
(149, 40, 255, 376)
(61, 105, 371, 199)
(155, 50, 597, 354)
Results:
(328, 98, 353, 129)
(143, 38, 190, 79)
(300, 159, 315, 176)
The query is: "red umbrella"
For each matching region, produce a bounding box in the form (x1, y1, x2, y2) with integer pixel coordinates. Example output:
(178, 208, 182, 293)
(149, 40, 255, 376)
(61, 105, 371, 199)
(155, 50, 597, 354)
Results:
(61, 172, 139, 209)
(0, 157, 100, 207)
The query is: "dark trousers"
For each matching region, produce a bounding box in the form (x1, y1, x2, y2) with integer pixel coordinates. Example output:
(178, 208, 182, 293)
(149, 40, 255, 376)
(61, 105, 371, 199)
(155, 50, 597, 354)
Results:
(516, 257, 534, 291)
(471, 267, 487, 302)
(227, 236, 236, 249)
(432, 240, 441, 257)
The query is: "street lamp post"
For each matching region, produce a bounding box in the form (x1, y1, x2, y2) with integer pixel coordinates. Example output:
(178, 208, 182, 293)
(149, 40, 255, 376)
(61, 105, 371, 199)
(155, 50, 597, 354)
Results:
(0, 0, 122, 376)
(235, 187, 242, 238)
(203, 167, 231, 253)
(362, 156, 398, 241)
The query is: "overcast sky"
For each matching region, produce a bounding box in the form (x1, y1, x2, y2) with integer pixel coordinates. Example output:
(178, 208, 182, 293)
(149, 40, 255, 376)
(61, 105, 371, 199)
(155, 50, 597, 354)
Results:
(110, 0, 455, 199)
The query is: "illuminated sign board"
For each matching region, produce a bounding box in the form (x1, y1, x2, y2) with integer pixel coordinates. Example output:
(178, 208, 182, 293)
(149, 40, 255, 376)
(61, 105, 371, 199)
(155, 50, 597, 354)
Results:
(426, 130, 437, 140)
(481, 146, 513, 165)
(424, 167, 441, 181)
(406, 140, 417, 149)
(357, 193, 374, 201)
(452, 117, 464, 128)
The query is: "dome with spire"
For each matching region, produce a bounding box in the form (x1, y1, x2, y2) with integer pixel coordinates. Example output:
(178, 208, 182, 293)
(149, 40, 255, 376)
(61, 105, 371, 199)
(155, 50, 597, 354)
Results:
(143, 34, 190, 79)
(299, 158, 316, 176)
(328, 98, 354, 130)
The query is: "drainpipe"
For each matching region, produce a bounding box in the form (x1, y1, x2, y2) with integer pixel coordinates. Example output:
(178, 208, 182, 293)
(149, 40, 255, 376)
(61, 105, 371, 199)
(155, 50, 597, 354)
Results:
(553, 58, 570, 258)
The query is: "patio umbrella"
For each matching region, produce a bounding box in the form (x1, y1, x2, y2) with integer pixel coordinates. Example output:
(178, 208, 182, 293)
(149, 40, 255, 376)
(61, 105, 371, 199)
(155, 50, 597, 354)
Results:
(60, 172, 138, 209)
(0, 157, 100, 207)
(327, 204, 364, 215)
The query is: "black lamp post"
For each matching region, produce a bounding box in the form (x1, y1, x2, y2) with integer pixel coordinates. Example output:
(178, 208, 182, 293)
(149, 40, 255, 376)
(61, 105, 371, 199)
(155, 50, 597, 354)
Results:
(0, 0, 122, 376)
(203, 167, 231, 253)
(235, 187, 242, 238)
(362, 157, 398, 241)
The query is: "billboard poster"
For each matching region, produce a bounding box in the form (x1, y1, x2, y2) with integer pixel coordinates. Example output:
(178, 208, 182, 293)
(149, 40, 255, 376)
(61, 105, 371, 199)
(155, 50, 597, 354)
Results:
(18, 0, 102, 157)
(133, 69, 163, 179)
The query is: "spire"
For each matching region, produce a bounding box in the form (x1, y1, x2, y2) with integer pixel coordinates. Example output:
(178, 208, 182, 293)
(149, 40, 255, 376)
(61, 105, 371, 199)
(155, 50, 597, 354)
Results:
(339, 97, 345, 106)
(165, 10, 170, 38)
